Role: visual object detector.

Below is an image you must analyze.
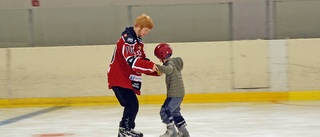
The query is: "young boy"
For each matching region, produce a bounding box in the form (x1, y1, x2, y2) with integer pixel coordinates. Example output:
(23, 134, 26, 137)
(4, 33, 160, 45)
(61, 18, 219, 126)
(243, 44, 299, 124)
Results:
(107, 14, 158, 137)
(154, 43, 190, 137)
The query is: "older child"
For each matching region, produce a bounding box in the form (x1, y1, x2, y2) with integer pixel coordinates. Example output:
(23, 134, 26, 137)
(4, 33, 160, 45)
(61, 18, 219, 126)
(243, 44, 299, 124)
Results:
(154, 43, 190, 137)
(107, 14, 158, 137)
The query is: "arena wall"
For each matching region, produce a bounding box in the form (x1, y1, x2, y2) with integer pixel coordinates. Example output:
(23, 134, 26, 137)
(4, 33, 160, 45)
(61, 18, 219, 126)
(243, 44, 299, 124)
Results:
(1, 38, 320, 107)
(2, 0, 320, 47)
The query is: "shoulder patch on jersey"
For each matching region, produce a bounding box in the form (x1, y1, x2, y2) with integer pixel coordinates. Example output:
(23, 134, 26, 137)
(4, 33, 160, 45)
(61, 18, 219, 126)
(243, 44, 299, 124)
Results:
(123, 34, 136, 44)
(127, 38, 134, 43)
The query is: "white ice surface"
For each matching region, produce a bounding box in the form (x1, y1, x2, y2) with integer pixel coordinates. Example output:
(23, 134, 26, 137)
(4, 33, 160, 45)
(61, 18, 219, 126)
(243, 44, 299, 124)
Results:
(1, 101, 320, 137)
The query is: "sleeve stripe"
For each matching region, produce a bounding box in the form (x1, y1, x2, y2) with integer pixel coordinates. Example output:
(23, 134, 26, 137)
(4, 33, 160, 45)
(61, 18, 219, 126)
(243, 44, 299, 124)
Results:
(133, 66, 153, 72)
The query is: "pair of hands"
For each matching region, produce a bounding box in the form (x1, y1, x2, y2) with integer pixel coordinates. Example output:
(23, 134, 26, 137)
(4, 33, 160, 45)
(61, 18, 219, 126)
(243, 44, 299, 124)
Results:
(144, 57, 158, 72)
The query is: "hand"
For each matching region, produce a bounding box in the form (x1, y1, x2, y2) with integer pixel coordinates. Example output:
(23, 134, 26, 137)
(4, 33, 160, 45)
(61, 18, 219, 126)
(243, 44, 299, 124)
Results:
(152, 64, 158, 72)
(156, 70, 162, 76)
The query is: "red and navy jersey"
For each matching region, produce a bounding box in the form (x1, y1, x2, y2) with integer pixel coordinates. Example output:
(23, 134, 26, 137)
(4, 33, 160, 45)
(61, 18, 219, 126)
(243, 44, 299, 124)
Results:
(107, 27, 155, 95)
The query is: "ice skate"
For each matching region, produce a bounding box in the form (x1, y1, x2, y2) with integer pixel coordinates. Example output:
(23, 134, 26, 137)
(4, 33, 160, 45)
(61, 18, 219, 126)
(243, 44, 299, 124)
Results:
(178, 131, 190, 137)
(177, 124, 190, 137)
(160, 123, 178, 137)
(130, 129, 143, 137)
(118, 127, 141, 137)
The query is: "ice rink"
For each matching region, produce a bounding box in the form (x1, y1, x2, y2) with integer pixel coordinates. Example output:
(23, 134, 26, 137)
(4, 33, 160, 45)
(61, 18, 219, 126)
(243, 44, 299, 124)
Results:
(1, 101, 320, 137)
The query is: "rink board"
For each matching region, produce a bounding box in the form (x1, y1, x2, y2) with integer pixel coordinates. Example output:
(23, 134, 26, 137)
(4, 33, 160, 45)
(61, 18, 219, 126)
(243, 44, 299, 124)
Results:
(1, 90, 320, 108)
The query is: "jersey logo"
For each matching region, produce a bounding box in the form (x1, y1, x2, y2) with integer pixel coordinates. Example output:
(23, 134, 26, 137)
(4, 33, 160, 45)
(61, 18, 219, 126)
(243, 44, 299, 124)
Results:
(123, 34, 135, 44)
(129, 74, 142, 82)
(127, 38, 133, 43)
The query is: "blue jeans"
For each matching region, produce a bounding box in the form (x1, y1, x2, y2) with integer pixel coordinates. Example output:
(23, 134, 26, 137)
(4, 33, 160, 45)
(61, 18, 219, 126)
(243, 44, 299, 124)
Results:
(160, 97, 187, 128)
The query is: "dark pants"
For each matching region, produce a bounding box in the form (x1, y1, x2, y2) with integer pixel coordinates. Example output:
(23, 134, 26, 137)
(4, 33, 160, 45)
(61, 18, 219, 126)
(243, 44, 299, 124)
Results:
(112, 86, 139, 130)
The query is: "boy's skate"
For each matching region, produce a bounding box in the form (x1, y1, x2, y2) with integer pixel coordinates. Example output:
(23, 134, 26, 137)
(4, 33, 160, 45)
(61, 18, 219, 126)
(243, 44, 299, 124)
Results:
(160, 123, 178, 137)
(177, 124, 190, 137)
(118, 127, 143, 137)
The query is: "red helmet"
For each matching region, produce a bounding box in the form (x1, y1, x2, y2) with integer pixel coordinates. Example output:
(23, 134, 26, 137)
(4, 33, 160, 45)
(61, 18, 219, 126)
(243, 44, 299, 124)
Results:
(154, 43, 173, 60)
